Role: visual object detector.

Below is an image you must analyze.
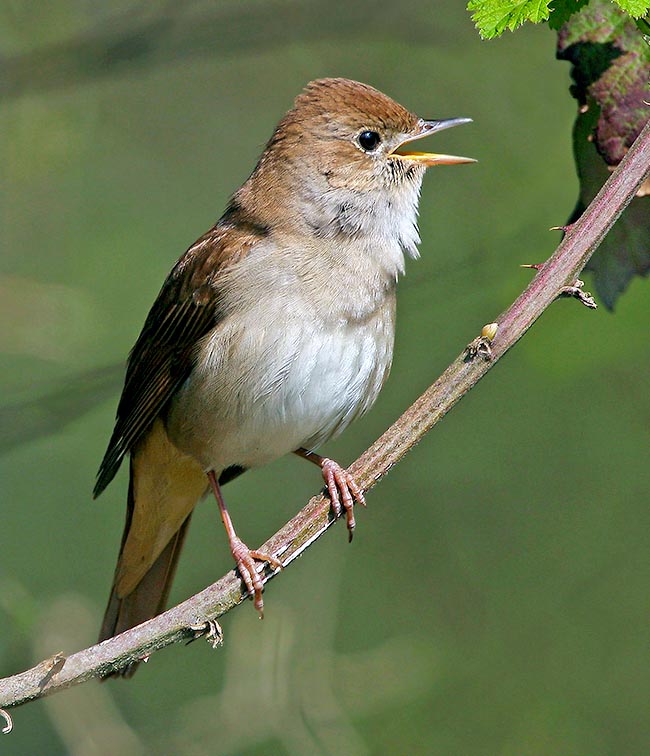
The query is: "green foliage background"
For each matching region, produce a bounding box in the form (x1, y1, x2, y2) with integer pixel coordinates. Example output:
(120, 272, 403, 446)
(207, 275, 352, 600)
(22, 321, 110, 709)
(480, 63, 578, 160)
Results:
(467, 0, 650, 38)
(1, 2, 650, 754)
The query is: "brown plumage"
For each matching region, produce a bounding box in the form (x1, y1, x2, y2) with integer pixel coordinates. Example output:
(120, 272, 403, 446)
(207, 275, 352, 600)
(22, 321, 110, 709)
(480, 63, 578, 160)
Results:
(94, 215, 265, 498)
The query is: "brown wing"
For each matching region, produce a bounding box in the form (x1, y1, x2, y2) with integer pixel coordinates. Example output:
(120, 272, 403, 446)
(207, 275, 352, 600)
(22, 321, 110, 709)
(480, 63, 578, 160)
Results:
(94, 210, 264, 497)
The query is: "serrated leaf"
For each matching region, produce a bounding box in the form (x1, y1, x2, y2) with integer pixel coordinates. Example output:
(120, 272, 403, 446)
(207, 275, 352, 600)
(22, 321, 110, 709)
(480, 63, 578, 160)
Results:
(557, 0, 650, 307)
(610, 0, 650, 17)
(467, 0, 552, 39)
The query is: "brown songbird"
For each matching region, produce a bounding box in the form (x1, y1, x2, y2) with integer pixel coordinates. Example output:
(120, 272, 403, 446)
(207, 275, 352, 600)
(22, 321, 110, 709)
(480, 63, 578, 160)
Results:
(94, 78, 474, 672)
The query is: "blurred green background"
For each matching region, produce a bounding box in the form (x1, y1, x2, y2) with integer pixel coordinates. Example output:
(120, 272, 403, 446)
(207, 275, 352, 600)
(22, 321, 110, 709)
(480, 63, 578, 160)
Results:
(2, 2, 650, 754)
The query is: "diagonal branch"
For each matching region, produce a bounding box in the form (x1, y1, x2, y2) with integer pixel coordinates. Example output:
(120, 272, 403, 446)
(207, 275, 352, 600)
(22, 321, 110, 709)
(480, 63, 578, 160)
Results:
(1, 116, 649, 714)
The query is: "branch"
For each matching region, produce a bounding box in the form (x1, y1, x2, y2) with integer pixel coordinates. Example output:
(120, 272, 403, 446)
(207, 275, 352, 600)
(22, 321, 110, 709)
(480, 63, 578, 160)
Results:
(2, 116, 649, 714)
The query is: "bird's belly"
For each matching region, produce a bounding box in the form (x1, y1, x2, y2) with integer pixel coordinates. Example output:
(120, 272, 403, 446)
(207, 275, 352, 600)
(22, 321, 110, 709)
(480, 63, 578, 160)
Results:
(166, 308, 394, 472)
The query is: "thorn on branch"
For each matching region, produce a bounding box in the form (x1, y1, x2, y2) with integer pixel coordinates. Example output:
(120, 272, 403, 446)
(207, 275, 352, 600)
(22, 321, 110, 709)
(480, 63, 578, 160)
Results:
(521, 263, 544, 271)
(464, 322, 499, 362)
(559, 279, 598, 309)
(187, 619, 224, 649)
(1, 708, 12, 735)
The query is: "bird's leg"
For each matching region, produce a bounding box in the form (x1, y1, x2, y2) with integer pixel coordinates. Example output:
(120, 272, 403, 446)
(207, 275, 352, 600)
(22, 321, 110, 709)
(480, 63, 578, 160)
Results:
(207, 470, 282, 617)
(294, 448, 366, 541)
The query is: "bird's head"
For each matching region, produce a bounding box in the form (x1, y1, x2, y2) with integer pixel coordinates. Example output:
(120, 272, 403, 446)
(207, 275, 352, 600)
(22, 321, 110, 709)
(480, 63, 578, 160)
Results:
(265, 78, 474, 193)
(237, 78, 474, 247)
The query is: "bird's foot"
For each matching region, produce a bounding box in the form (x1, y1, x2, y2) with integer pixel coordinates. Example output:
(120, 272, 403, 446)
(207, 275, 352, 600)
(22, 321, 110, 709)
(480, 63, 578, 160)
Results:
(320, 458, 366, 541)
(294, 448, 366, 540)
(230, 537, 283, 618)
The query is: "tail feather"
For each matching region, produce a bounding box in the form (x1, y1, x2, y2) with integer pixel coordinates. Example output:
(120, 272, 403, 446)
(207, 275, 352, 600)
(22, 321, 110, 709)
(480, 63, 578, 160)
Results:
(99, 513, 192, 678)
(98, 418, 208, 678)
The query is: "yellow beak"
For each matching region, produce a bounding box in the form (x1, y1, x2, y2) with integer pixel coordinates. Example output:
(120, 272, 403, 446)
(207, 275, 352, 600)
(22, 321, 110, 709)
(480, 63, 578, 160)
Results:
(391, 118, 476, 166)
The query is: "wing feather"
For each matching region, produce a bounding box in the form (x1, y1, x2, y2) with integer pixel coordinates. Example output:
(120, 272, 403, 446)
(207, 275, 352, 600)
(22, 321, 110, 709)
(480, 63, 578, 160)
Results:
(94, 212, 265, 497)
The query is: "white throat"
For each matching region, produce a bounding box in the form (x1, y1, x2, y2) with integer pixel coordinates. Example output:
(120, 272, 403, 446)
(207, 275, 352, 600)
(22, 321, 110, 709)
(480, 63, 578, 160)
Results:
(299, 174, 424, 280)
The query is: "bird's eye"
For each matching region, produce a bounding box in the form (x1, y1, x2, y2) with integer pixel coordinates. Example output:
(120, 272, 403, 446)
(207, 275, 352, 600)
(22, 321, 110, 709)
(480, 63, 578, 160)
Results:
(358, 130, 381, 152)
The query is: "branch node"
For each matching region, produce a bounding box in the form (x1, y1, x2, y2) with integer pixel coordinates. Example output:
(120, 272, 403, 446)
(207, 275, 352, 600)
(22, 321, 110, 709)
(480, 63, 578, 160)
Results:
(559, 279, 598, 309)
(37, 652, 66, 693)
(187, 619, 224, 649)
(464, 322, 498, 362)
(1, 708, 12, 735)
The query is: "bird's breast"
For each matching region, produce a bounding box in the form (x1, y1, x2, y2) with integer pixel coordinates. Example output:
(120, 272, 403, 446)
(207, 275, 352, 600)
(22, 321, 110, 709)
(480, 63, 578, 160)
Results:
(165, 246, 397, 472)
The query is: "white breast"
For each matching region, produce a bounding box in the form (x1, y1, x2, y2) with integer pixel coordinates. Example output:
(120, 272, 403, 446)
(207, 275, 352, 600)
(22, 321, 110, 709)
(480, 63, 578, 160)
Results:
(166, 180, 421, 474)
(166, 273, 395, 472)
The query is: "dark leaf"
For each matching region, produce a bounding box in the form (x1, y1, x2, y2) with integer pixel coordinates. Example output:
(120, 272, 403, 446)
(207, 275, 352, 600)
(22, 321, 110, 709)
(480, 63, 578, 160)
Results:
(548, 0, 592, 31)
(557, 0, 650, 308)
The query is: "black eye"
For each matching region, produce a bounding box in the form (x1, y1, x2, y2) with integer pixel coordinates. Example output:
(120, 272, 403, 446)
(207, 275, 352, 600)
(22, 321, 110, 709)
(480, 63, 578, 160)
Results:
(358, 130, 381, 152)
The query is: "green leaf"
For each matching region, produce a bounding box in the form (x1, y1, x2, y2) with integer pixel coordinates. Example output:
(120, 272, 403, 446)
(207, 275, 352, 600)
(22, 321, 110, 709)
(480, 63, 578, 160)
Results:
(469, 0, 650, 36)
(467, 0, 552, 38)
(610, 0, 650, 17)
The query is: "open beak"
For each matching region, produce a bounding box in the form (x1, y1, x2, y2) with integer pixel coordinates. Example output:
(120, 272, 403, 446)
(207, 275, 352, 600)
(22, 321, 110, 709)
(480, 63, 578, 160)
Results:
(391, 118, 476, 166)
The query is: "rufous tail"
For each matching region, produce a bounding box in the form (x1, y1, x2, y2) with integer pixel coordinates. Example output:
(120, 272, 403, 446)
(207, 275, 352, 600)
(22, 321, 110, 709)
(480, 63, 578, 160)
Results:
(99, 510, 192, 678)
(98, 419, 208, 678)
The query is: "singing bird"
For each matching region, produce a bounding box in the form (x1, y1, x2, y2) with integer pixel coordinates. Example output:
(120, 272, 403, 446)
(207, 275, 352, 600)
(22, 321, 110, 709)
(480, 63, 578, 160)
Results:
(94, 78, 474, 672)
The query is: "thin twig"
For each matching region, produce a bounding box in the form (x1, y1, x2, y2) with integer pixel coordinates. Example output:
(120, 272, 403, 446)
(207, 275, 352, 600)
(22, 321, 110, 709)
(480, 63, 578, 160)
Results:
(1, 117, 649, 714)
(0, 709, 12, 734)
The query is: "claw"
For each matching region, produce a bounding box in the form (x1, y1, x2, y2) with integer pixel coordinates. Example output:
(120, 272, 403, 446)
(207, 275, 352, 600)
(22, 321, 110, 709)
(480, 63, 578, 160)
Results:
(294, 449, 366, 541)
(208, 469, 283, 618)
(320, 458, 366, 541)
(230, 537, 283, 617)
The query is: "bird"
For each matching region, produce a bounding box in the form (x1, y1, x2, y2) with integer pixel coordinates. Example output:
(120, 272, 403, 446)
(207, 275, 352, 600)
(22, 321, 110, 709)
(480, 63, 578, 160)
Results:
(94, 77, 474, 674)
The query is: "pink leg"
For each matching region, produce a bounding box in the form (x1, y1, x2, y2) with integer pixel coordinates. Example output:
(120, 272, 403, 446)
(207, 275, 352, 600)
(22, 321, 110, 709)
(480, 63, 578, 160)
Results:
(208, 471, 282, 618)
(294, 448, 366, 542)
